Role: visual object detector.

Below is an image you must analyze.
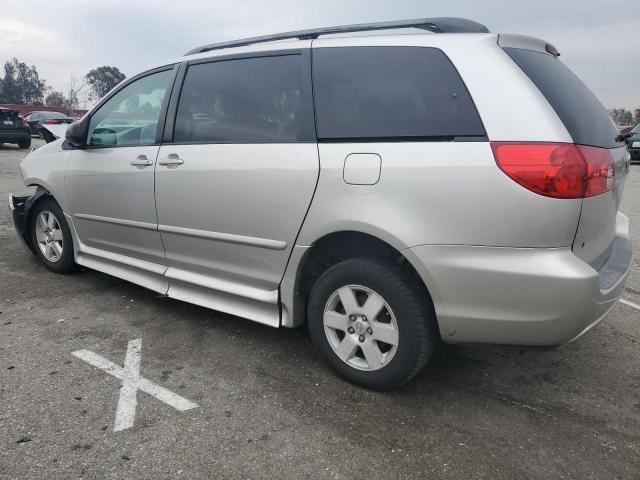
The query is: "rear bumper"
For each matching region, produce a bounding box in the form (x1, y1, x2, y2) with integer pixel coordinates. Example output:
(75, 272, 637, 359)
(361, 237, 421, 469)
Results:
(0, 129, 30, 143)
(405, 213, 633, 346)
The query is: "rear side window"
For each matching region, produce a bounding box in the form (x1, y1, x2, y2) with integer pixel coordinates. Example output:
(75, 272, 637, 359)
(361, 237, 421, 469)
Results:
(503, 48, 619, 149)
(312, 47, 485, 140)
(173, 54, 315, 143)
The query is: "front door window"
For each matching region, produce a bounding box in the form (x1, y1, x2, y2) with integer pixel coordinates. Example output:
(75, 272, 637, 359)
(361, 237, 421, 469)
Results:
(87, 69, 173, 147)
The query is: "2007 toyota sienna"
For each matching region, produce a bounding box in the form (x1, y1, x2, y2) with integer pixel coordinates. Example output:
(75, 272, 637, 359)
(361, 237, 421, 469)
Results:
(9, 18, 633, 389)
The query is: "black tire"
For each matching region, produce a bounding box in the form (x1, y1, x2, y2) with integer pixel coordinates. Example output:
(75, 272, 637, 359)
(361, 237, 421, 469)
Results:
(307, 258, 436, 390)
(29, 197, 76, 274)
(18, 137, 31, 149)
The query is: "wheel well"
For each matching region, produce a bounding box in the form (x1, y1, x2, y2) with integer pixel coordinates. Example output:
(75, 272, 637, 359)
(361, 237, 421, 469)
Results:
(24, 187, 53, 243)
(293, 231, 436, 329)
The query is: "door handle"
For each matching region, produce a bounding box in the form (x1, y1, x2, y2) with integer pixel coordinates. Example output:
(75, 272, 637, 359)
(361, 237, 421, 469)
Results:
(130, 155, 153, 167)
(158, 153, 184, 167)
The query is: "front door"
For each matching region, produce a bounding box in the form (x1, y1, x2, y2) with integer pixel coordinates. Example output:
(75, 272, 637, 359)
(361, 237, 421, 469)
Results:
(66, 68, 175, 279)
(154, 52, 318, 325)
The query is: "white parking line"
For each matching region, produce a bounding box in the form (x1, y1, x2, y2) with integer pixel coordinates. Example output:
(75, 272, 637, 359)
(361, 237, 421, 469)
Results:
(72, 339, 198, 432)
(114, 338, 141, 431)
(620, 298, 640, 311)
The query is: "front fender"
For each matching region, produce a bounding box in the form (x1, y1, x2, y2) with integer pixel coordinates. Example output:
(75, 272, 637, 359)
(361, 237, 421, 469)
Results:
(20, 138, 71, 212)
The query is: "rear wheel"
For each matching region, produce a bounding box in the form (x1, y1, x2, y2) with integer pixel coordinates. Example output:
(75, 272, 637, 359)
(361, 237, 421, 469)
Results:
(307, 258, 436, 389)
(30, 198, 76, 273)
(18, 137, 31, 149)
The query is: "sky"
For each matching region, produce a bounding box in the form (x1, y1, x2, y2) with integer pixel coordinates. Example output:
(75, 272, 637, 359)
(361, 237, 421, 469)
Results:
(1, 0, 639, 109)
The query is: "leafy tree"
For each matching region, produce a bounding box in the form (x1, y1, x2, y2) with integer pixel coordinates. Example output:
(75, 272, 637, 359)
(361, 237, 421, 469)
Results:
(86, 66, 125, 100)
(610, 108, 635, 126)
(45, 90, 66, 107)
(635, 108, 640, 124)
(0, 58, 47, 104)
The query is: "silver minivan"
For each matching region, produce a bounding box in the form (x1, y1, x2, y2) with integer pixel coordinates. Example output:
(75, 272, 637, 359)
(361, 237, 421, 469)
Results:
(10, 18, 633, 389)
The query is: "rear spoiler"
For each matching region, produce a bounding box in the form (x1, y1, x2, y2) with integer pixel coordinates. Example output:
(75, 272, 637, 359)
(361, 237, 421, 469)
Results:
(498, 34, 560, 57)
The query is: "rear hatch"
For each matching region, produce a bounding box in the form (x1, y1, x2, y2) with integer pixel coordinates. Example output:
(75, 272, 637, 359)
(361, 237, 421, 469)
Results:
(502, 44, 628, 269)
(0, 108, 22, 130)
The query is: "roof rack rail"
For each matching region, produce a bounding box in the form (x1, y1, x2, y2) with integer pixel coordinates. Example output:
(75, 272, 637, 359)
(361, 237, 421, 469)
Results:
(184, 17, 489, 56)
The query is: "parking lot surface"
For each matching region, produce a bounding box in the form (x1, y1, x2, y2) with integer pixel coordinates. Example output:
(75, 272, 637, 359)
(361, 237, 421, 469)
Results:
(1, 140, 639, 479)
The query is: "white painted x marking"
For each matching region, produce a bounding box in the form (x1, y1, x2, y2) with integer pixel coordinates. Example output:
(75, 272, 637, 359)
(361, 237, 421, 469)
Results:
(72, 339, 198, 432)
(620, 298, 640, 311)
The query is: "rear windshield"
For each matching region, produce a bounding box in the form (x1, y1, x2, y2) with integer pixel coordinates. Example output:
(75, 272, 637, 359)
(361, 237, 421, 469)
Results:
(0, 109, 19, 118)
(503, 47, 619, 149)
(313, 46, 486, 141)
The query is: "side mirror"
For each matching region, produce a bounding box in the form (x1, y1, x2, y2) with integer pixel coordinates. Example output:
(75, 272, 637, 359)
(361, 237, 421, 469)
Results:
(615, 132, 632, 143)
(65, 119, 89, 148)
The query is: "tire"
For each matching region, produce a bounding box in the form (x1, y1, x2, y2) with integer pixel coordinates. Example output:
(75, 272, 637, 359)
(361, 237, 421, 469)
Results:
(18, 137, 31, 149)
(29, 198, 76, 274)
(307, 258, 436, 390)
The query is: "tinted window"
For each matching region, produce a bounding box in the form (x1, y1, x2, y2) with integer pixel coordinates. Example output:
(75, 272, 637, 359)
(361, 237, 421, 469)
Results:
(174, 54, 314, 143)
(88, 69, 173, 147)
(313, 47, 485, 140)
(504, 48, 619, 149)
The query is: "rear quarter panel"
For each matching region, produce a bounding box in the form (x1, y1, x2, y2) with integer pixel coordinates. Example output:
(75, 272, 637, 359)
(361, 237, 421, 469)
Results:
(297, 141, 581, 249)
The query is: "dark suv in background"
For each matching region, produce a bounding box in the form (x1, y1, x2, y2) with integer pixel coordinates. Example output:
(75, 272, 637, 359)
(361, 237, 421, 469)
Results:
(0, 108, 31, 149)
(626, 123, 640, 162)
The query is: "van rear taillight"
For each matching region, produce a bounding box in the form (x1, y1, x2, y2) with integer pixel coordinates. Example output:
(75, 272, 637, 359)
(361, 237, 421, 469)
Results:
(491, 142, 614, 199)
(578, 145, 615, 197)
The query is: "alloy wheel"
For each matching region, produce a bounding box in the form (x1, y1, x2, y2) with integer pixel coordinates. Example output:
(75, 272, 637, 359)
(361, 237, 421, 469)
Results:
(323, 284, 399, 371)
(34, 210, 64, 263)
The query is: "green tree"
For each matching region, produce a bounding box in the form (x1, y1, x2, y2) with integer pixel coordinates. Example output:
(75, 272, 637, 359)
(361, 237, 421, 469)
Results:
(610, 108, 635, 126)
(0, 58, 47, 104)
(610, 108, 623, 125)
(45, 90, 65, 107)
(86, 66, 125, 100)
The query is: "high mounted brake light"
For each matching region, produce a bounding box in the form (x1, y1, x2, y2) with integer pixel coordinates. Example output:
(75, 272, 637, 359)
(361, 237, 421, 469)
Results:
(545, 43, 560, 57)
(491, 142, 614, 199)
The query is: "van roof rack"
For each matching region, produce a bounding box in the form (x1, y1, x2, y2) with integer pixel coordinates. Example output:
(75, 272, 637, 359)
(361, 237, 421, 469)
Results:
(185, 17, 489, 55)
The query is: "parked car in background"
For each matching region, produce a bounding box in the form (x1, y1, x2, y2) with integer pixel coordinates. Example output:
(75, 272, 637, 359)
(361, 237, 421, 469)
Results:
(626, 123, 640, 162)
(24, 111, 73, 138)
(8, 17, 633, 389)
(0, 107, 31, 149)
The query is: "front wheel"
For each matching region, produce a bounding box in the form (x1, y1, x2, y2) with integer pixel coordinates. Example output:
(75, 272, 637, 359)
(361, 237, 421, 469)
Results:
(30, 198, 76, 273)
(307, 258, 436, 390)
